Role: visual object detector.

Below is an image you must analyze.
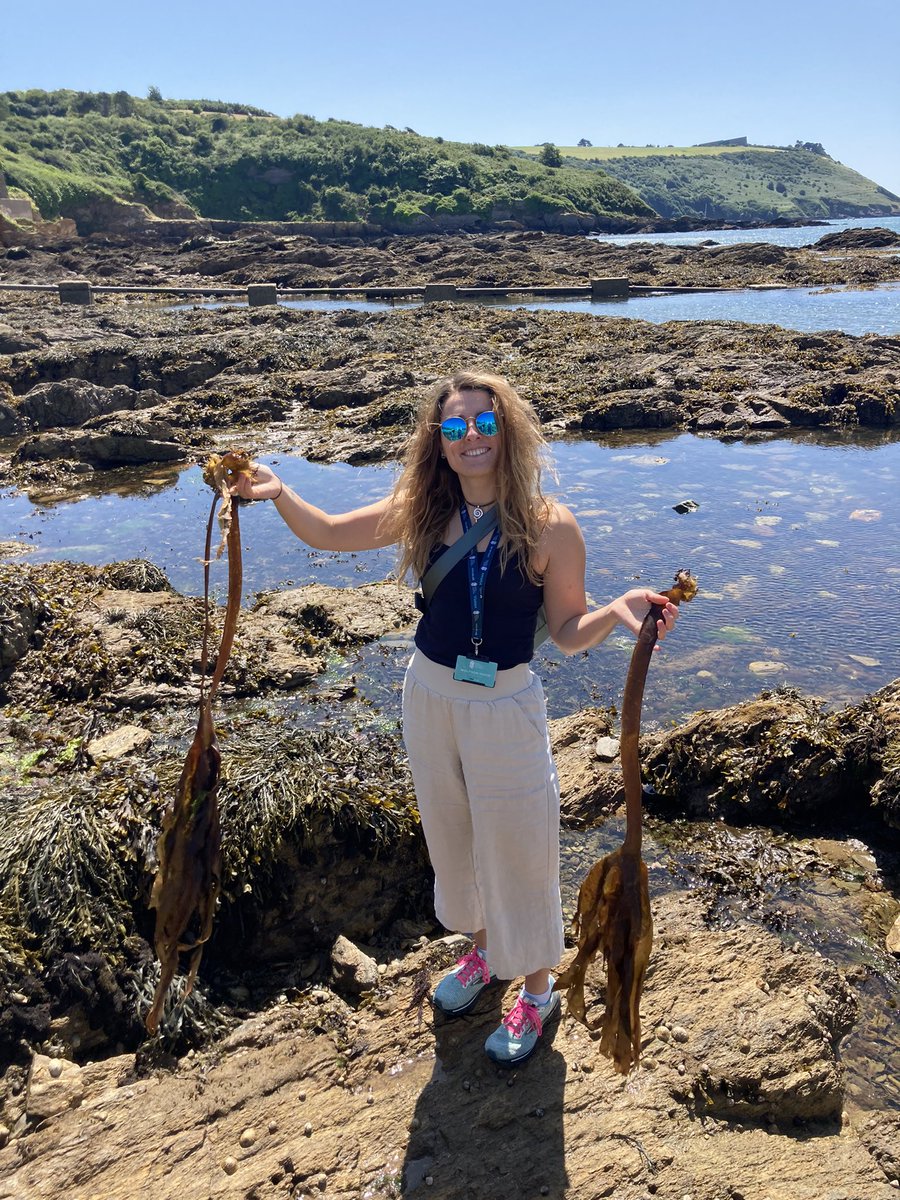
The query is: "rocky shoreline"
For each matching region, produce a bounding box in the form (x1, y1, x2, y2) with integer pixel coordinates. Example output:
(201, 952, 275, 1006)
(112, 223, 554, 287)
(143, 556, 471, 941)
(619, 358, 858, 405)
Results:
(1, 230, 899, 1197)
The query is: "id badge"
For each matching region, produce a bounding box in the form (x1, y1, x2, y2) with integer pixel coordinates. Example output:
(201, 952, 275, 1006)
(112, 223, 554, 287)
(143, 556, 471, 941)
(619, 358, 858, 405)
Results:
(453, 655, 498, 688)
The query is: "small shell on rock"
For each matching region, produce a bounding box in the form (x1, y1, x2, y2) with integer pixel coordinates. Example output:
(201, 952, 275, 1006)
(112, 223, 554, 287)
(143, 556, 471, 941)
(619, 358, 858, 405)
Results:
(641, 1057, 658, 1071)
(739, 1039, 751, 1054)
(239, 1128, 257, 1148)
(267, 1120, 278, 1134)
(425, 1177, 434, 1187)
(223, 1157, 237, 1175)
(304, 1123, 313, 1137)
(48, 1061, 63, 1079)
(654, 1026, 671, 1043)
(408, 1117, 420, 1131)
(672, 1026, 689, 1043)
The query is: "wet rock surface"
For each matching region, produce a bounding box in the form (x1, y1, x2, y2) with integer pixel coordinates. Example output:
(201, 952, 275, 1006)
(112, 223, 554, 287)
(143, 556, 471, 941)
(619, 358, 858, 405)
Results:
(2, 227, 899, 291)
(0, 903, 896, 1200)
(0, 298, 898, 494)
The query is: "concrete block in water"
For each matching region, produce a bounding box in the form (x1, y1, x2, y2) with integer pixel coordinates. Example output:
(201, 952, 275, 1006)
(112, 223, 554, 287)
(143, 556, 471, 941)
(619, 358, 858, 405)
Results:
(591, 277, 629, 298)
(58, 279, 94, 305)
(424, 283, 458, 302)
(247, 283, 279, 306)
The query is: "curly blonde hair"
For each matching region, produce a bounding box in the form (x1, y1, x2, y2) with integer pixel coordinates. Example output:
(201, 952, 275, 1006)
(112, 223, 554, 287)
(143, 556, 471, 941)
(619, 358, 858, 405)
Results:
(387, 371, 553, 585)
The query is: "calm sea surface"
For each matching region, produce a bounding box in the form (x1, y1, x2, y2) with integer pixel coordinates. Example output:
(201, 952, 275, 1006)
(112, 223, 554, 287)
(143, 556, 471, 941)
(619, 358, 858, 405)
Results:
(3, 430, 898, 727)
(591, 214, 900, 248)
(180, 283, 900, 337)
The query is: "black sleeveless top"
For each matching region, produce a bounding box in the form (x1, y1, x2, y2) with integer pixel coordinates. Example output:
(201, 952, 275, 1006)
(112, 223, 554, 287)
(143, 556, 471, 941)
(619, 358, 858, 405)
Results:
(414, 543, 544, 669)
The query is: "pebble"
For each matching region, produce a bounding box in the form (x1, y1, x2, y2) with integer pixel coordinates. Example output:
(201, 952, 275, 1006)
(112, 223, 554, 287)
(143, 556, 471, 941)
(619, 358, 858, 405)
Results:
(223, 1157, 237, 1175)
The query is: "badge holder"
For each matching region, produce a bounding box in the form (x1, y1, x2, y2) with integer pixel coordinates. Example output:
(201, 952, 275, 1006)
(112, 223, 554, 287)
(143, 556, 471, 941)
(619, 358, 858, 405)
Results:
(453, 654, 498, 687)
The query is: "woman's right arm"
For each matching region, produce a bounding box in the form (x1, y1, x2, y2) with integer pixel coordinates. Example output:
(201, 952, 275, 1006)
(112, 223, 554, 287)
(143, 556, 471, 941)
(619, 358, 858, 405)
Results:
(229, 461, 398, 552)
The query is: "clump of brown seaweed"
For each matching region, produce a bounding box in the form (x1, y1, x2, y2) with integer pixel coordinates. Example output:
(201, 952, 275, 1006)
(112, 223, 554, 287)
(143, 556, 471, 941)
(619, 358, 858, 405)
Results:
(145, 451, 252, 1033)
(556, 570, 698, 1073)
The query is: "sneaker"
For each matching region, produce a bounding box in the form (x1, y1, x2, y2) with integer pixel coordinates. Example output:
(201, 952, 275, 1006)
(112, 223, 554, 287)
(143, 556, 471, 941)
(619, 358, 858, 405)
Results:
(432, 946, 495, 1016)
(484, 982, 561, 1066)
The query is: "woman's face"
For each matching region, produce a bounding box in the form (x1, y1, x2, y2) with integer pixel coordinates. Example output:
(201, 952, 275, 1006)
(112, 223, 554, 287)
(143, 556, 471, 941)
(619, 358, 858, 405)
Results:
(439, 388, 501, 494)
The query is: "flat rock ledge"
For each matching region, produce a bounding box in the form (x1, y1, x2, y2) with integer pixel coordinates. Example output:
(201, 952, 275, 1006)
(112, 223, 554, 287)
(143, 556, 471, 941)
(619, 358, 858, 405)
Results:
(1, 891, 895, 1200)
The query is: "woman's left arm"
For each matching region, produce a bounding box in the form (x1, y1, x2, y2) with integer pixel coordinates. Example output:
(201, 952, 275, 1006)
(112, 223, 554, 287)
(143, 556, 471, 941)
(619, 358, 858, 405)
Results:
(540, 504, 678, 654)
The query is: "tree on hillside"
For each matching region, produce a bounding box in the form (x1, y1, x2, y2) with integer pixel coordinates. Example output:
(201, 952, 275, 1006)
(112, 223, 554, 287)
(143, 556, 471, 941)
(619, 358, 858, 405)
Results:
(578, 138, 592, 147)
(113, 91, 134, 117)
(147, 85, 163, 104)
(539, 143, 562, 167)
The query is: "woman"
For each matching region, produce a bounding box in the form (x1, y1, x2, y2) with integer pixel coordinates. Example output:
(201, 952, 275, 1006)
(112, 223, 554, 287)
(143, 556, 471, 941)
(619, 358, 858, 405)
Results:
(229, 370, 678, 1066)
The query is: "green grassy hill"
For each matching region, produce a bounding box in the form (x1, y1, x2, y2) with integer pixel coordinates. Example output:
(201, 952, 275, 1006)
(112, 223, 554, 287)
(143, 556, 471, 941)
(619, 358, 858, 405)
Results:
(0, 89, 653, 230)
(517, 142, 900, 222)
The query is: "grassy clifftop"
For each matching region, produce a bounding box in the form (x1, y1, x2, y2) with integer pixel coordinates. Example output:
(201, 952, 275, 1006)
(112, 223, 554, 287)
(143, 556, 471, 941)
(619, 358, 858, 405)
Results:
(0, 89, 653, 230)
(517, 143, 900, 222)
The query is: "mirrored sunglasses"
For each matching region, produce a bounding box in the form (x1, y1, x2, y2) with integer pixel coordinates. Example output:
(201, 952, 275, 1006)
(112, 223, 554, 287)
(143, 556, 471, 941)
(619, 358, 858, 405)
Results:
(439, 411, 499, 442)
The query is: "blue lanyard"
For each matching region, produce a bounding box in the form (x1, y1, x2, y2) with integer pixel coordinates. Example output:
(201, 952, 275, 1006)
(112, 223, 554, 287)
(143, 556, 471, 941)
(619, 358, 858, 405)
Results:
(459, 503, 501, 655)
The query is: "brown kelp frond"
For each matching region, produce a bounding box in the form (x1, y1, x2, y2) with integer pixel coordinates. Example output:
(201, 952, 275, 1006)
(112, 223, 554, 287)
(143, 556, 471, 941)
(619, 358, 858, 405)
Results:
(555, 848, 652, 1072)
(146, 455, 248, 1034)
(557, 570, 697, 1073)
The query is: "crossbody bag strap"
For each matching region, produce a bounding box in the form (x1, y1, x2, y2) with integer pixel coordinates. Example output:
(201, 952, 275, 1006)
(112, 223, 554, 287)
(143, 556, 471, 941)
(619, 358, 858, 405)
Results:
(418, 505, 500, 609)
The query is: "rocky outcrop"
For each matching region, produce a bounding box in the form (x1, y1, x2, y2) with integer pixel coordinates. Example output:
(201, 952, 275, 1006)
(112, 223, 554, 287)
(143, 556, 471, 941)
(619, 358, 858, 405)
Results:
(10, 378, 163, 430)
(0, 896, 894, 1200)
(814, 226, 900, 251)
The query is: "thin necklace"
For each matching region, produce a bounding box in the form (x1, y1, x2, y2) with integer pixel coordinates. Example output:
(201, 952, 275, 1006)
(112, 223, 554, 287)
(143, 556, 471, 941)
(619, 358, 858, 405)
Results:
(465, 498, 496, 521)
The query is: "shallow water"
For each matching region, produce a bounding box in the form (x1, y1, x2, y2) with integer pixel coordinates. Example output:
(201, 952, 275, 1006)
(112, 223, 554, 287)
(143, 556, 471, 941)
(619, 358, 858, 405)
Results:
(3, 429, 898, 727)
(175, 283, 900, 336)
(591, 214, 900, 249)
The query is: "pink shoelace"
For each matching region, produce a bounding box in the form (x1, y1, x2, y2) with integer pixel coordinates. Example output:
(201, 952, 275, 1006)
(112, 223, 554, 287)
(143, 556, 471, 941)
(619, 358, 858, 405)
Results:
(502, 995, 542, 1038)
(456, 947, 491, 987)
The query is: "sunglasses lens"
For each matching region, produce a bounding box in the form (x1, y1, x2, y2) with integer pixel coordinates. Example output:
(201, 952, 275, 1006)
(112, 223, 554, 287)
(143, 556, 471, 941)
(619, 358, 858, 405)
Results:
(475, 411, 498, 437)
(440, 417, 467, 442)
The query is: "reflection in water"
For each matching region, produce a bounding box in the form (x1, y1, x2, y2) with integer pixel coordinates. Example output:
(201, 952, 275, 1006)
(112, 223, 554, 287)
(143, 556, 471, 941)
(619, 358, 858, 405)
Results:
(2, 430, 899, 726)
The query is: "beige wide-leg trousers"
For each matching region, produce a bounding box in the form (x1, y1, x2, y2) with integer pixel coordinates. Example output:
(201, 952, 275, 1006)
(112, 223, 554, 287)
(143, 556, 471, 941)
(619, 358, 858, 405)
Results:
(402, 649, 565, 980)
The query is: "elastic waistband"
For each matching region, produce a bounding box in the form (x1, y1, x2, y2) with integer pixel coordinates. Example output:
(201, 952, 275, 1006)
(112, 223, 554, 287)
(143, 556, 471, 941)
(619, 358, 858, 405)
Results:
(407, 648, 533, 700)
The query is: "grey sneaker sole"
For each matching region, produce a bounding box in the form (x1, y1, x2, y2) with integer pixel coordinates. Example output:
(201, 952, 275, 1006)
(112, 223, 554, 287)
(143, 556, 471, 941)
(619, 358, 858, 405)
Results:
(485, 993, 562, 1066)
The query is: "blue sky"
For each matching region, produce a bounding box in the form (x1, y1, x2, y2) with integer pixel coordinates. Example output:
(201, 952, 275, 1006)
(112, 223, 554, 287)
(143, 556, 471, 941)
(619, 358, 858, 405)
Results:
(3, 0, 899, 196)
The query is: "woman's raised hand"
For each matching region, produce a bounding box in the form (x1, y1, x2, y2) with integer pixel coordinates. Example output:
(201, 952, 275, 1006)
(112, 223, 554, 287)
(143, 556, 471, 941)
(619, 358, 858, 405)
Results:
(613, 589, 679, 644)
(227, 461, 283, 502)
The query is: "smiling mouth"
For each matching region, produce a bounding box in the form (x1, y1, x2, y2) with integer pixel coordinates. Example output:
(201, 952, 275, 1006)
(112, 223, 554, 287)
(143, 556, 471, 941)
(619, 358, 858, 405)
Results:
(462, 447, 490, 457)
